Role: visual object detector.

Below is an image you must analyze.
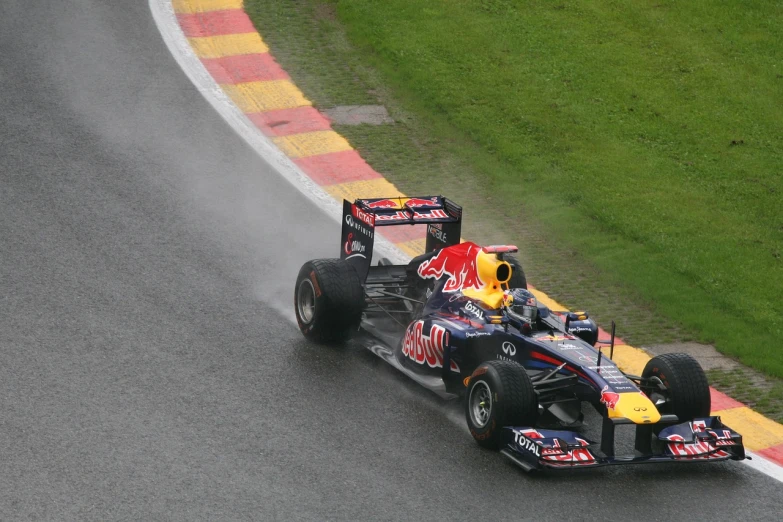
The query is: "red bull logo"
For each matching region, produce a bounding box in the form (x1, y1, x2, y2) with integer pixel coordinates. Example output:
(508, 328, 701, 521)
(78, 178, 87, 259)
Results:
(365, 198, 402, 209)
(402, 321, 460, 372)
(600, 385, 620, 410)
(405, 197, 440, 208)
(417, 242, 484, 292)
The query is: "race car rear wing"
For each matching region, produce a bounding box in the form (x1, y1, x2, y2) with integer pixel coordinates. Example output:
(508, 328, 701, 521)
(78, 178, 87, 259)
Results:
(340, 196, 462, 280)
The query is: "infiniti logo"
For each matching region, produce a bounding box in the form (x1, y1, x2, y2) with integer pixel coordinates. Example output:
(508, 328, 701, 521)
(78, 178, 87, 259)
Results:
(502, 342, 516, 356)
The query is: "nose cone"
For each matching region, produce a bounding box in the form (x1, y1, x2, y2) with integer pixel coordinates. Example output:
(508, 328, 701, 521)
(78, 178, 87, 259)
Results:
(607, 392, 661, 424)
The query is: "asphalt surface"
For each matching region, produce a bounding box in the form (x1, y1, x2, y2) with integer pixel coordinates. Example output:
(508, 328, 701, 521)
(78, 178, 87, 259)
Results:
(1, 1, 781, 520)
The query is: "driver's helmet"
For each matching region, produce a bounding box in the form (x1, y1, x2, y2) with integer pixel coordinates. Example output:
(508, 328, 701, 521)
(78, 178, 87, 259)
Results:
(504, 288, 538, 325)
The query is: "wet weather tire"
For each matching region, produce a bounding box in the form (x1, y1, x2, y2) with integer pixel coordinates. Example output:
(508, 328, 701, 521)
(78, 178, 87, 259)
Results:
(465, 360, 538, 450)
(294, 259, 363, 343)
(506, 255, 528, 290)
(642, 353, 711, 421)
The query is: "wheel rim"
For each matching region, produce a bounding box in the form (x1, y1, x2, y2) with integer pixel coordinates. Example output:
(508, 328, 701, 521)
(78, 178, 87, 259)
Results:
(297, 279, 316, 324)
(469, 380, 493, 428)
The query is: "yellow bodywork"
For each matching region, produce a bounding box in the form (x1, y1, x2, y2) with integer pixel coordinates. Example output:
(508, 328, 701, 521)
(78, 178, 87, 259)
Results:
(608, 392, 661, 424)
(462, 251, 511, 309)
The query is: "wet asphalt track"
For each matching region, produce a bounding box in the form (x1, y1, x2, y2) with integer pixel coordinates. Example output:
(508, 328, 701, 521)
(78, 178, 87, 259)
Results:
(1, 1, 781, 520)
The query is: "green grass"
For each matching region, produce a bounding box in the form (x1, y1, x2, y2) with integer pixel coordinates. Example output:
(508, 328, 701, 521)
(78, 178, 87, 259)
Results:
(244, 1, 783, 379)
(332, 0, 783, 377)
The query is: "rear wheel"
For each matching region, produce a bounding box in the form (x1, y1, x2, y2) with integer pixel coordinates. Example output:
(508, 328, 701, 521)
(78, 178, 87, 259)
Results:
(465, 360, 538, 449)
(506, 255, 528, 289)
(642, 353, 711, 421)
(294, 259, 363, 343)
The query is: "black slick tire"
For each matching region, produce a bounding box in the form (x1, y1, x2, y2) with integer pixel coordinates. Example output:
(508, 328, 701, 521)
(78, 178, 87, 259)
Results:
(642, 353, 711, 421)
(506, 255, 528, 290)
(465, 360, 538, 450)
(294, 259, 363, 343)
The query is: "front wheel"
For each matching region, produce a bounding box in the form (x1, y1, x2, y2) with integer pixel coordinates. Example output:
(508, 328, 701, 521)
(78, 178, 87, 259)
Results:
(294, 259, 363, 343)
(642, 353, 711, 421)
(465, 360, 538, 449)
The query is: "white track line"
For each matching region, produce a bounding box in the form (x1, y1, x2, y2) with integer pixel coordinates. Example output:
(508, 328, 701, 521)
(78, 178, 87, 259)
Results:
(742, 451, 783, 483)
(148, 0, 783, 483)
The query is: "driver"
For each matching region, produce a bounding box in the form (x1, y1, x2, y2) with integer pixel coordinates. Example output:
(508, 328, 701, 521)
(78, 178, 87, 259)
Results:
(503, 288, 538, 334)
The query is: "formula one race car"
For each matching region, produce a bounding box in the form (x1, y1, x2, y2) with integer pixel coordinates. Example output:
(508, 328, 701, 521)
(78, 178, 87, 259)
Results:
(294, 196, 747, 470)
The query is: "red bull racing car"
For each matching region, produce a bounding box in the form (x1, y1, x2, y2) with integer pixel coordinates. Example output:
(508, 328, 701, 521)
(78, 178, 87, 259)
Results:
(294, 196, 747, 471)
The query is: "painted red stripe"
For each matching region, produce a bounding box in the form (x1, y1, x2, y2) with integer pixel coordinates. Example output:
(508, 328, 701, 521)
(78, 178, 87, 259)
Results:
(249, 107, 332, 137)
(757, 443, 783, 467)
(294, 150, 382, 185)
(201, 53, 289, 84)
(710, 387, 745, 411)
(177, 10, 255, 37)
(379, 224, 427, 244)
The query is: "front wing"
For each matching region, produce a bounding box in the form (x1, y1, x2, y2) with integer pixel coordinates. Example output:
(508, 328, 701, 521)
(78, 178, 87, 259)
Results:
(501, 416, 746, 471)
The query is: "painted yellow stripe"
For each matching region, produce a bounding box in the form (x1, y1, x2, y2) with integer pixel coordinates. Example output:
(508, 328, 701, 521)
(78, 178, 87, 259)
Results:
(173, 0, 244, 13)
(529, 288, 567, 313)
(608, 344, 650, 376)
(324, 178, 404, 204)
(716, 407, 783, 451)
(272, 131, 353, 159)
(188, 33, 269, 58)
(222, 80, 310, 113)
(395, 238, 426, 258)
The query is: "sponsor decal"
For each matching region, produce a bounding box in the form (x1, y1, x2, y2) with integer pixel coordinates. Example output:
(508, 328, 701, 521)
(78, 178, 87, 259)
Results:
(568, 325, 592, 333)
(496, 354, 515, 363)
(666, 434, 730, 459)
(344, 214, 374, 238)
(557, 343, 582, 350)
(309, 271, 322, 297)
(542, 448, 595, 464)
(402, 321, 460, 372)
(501, 341, 516, 356)
(428, 224, 447, 243)
(413, 209, 449, 220)
(417, 242, 484, 292)
(587, 367, 631, 385)
(537, 335, 574, 342)
(513, 431, 541, 457)
(351, 203, 375, 227)
(464, 301, 484, 320)
(365, 198, 400, 209)
(599, 385, 620, 410)
(465, 331, 491, 338)
(375, 211, 410, 222)
(343, 233, 367, 259)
